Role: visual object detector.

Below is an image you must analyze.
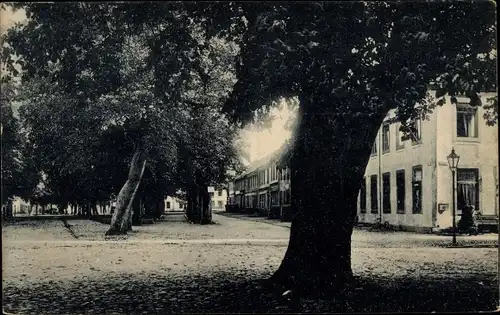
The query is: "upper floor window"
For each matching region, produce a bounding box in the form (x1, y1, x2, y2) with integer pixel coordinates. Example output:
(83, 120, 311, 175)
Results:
(218, 190, 222, 197)
(411, 119, 422, 145)
(396, 123, 405, 149)
(382, 124, 390, 153)
(371, 138, 377, 156)
(457, 105, 478, 138)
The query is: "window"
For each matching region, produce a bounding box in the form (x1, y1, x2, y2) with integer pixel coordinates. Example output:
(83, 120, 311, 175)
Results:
(370, 175, 378, 213)
(166, 201, 171, 209)
(371, 138, 377, 156)
(209, 192, 214, 198)
(282, 190, 291, 204)
(396, 123, 405, 149)
(218, 201, 223, 209)
(457, 105, 478, 138)
(382, 124, 390, 153)
(218, 190, 222, 197)
(271, 191, 279, 205)
(211, 200, 215, 208)
(359, 177, 367, 213)
(457, 168, 479, 212)
(412, 166, 422, 213)
(396, 170, 405, 214)
(411, 118, 422, 145)
(382, 172, 391, 213)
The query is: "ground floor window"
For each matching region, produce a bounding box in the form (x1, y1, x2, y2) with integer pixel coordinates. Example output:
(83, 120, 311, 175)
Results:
(252, 195, 258, 208)
(412, 166, 422, 213)
(259, 194, 266, 208)
(370, 175, 378, 213)
(383, 172, 391, 213)
(166, 201, 171, 209)
(359, 177, 366, 213)
(457, 168, 479, 212)
(396, 170, 405, 214)
(271, 191, 279, 206)
(218, 201, 223, 209)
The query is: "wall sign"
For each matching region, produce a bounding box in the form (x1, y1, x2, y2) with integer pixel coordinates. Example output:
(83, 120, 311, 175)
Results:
(438, 203, 449, 214)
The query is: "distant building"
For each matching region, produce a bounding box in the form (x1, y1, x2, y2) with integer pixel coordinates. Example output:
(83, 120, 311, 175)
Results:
(11, 197, 31, 215)
(164, 196, 186, 212)
(357, 92, 498, 232)
(164, 186, 228, 212)
(208, 187, 228, 211)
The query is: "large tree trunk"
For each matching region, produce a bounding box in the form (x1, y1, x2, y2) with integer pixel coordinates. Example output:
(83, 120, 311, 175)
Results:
(105, 147, 147, 235)
(267, 97, 388, 295)
(153, 192, 165, 219)
(186, 186, 201, 223)
(201, 185, 212, 224)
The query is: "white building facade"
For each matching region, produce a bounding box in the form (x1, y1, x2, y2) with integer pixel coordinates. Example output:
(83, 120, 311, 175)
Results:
(357, 93, 498, 232)
(209, 187, 228, 211)
(164, 187, 228, 212)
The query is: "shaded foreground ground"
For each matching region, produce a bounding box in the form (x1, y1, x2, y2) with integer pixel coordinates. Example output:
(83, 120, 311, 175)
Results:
(2, 213, 499, 314)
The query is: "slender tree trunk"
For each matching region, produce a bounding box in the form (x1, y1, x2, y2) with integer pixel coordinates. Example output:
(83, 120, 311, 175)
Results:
(58, 202, 68, 215)
(267, 98, 388, 295)
(105, 147, 147, 235)
(132, 196, 143, 225)
(91, 203, 98, 216)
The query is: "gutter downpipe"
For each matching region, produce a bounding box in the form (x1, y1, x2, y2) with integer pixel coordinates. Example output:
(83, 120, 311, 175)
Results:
(378, 128, 383, 224)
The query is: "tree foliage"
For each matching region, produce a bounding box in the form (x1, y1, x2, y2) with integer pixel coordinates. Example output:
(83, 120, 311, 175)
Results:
(4, 3, 243, 208)
(218, 2, 496, 126)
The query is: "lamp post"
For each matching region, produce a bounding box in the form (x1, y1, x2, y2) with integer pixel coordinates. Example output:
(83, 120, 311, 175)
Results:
(447, 147, 460, 245)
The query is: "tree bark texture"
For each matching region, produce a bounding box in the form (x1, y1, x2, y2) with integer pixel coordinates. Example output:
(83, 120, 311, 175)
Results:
(132, 196, 143, 225)
(105, 147, 147, 235)
(201, 186, 212, 224)
(268, 97, 388, 295)
(186, 185, 212, 224)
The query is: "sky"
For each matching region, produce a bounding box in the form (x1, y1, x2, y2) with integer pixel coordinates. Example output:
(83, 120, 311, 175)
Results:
(0, 6, 26, 34)
(239, 100, 297, 164)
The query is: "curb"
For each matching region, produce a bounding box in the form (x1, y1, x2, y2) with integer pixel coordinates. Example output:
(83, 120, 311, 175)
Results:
(215, 212, 291, 229)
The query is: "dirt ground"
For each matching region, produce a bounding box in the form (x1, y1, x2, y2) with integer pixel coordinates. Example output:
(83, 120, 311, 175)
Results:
(2, 213, 498, 314)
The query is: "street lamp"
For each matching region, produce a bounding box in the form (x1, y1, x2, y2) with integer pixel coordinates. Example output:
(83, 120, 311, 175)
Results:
(447, 147, 460, 245)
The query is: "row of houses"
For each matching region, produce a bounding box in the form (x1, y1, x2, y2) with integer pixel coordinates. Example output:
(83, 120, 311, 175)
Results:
(228, 92, 499, 231)
(228, 143, 293, 221)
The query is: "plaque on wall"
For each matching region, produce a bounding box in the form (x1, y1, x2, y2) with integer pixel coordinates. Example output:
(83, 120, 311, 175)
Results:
(438, 203, 449, 214)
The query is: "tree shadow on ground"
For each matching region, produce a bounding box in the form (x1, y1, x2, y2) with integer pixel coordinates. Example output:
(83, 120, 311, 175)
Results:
(3, 271, 497, 314)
